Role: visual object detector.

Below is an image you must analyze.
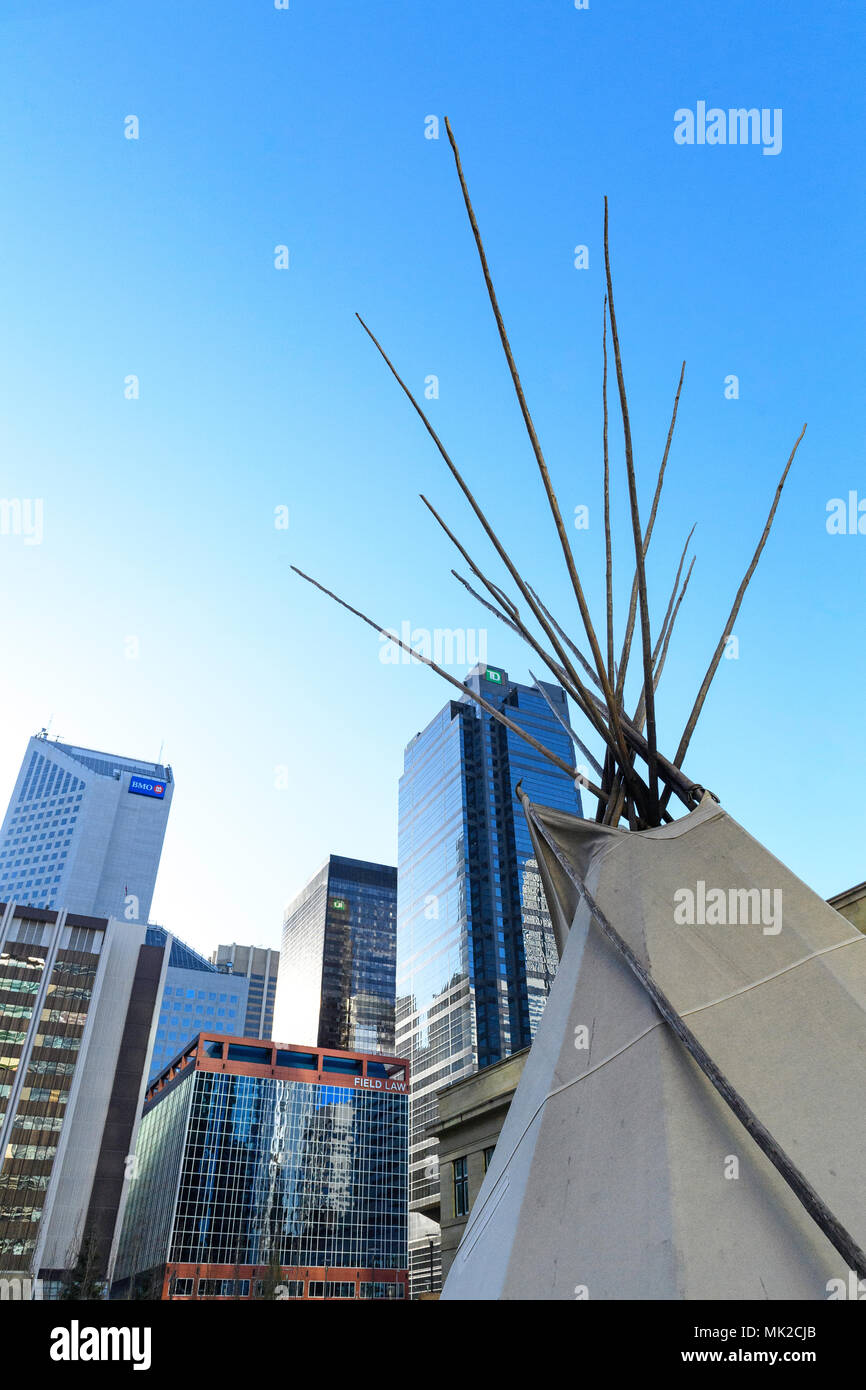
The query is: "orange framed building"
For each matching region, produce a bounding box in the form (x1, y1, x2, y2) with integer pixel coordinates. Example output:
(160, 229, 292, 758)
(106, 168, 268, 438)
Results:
(113, 1033, 409, 1300)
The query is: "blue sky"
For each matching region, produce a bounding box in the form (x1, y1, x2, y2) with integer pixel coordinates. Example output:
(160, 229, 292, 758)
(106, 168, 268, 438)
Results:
(0, 0, 862, 955)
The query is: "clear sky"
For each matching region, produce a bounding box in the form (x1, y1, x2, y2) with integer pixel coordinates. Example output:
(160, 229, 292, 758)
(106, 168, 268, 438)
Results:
(0, 0, 862, 956)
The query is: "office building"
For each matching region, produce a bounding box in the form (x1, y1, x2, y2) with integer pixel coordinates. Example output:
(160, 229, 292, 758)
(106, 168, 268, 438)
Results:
(275, 856, 397, 1055)
(144, 928, 249, 1080)
(113, 1033, 409, 1300)
(0, 901, 167, 1294)
(828, 881, 866, 934)
(397, 662, 582, 1294)
(428, 1048, 528, 1286)
(0, 732, 174, 924)
(210, 942, 278, 1039)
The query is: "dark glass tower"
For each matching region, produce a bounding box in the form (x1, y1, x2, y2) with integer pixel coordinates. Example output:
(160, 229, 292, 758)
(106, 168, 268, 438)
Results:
(275, 856, 397, 1056)
(396, 663, 583, 1293)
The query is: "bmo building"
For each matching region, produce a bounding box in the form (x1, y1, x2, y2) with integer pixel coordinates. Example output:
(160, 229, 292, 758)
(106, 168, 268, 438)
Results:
(113, 1034, 409, 1300)
(0, 734, 173, 923)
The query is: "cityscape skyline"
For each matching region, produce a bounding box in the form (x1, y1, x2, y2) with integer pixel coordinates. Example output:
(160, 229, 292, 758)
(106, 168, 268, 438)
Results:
(1, 0, 862, 1334)
(0, 2, 862, 974)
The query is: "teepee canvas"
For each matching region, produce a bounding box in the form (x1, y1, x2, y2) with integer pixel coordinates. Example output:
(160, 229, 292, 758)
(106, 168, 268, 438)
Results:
(295, 120, 863, 1298)
(441, 796, 866, 1299)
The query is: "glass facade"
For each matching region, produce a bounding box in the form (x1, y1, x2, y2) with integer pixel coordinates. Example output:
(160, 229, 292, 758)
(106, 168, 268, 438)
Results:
(0, 915, 102, 1271)
(396, 663, 582, 1293)
(277, 857, 397, 1055)
(115, 1036, 409, 1299)
(0, 756, 87, 913)
(145, 928, 248, 1080)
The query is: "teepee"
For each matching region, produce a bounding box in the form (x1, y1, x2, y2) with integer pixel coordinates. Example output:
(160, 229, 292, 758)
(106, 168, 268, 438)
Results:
(294, 120, 866, 1298)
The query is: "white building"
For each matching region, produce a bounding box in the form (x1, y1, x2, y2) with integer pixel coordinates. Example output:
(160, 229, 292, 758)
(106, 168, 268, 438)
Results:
(0, 902, 168, 1294)
(0, 733, 174, 924)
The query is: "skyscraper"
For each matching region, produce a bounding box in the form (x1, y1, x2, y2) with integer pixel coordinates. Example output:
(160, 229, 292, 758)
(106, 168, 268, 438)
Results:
(113, 1033, 409, 1300)
(0, 901, 167, 1293)
(210, 942, 279, 1039)
(0, 733, 174, 924)
(274, 856, 397, 1056)
(396, 663, 582, 1294)
(144, 929, 249, 1080)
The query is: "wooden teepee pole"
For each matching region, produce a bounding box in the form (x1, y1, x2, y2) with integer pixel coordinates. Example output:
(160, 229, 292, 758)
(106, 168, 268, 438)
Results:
(602, 295, 614, 689)
(603, 197, 660, 816)
(659, 423, 807, 814)
(443, 118, 637, 790)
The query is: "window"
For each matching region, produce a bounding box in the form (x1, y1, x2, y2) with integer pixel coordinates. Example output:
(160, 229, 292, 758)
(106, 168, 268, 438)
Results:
(225, 1043, 271, 1065)
(275, 1050, 316, 1070)
(483, 1145, 495, 1172)
(322, 1055, 362, 1076)
(453, 1156, 469, 1217)
(197, 1279, 223, 1297)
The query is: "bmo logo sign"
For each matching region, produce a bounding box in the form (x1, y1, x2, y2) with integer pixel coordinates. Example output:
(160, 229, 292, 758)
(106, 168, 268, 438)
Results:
(129, 776, 166, 800)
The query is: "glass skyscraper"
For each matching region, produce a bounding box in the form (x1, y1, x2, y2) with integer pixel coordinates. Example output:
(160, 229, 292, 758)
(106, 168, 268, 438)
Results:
(0, 733, 174, 923)
(144, 928, 249, 1080)
(275, 856, 397, 1056)
(114, 1033, 409, 1299)
(396, 662, 583, 1293)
